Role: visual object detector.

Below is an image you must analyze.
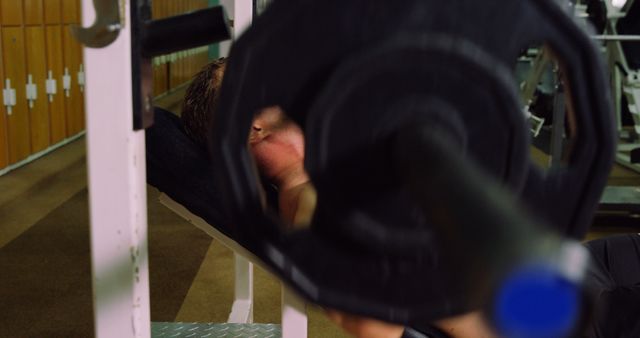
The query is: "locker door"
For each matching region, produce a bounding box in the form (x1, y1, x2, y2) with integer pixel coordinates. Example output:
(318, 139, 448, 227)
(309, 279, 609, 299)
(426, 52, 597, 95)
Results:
(61, 0, 79, 24)
(152, 0, 162, 19)
(25, 26, 50, 152)
(75, 29, 85, 129)
(62, 26, 84, 136)
(46, 25, 66, 143)
(153, 60, 168, 97)
(24, 0, 44, 25)
(0, 29, 8, 169)
(2, 27, 31, 163)
(44, 0, 62, 25)
(0, 0, 24, 26)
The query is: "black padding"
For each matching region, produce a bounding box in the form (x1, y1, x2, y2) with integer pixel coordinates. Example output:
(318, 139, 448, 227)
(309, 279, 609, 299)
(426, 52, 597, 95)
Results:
(618, 0, 640, 69)
(586, 234, 640, 288)
(208, 0, 614, 324)
(584, 234, 640, 337)
(145, 107, 232, 236)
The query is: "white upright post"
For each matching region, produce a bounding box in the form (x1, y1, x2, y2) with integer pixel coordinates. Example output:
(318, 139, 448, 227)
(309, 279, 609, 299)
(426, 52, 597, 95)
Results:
(83, 1, 151, 338)
(219, 0, 254, 57)
(219, 0, 259, 327)
(227, 255, 254, 323)
(282, 286, 308, 338)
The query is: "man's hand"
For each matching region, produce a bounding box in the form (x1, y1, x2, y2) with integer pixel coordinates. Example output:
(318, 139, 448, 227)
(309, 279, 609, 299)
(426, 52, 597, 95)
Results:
(249, 106, 306, 188)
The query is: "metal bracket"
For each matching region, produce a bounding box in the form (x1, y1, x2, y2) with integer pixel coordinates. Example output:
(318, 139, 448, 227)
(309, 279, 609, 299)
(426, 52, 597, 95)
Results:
(63, 68, 72, 98)
(26, 75, 38, 109)
(78, 64, 86, 93)
(3, 79, 17, 115)
(46, 71, 57, 103)
(71, 0, 124, 48)
(72, 0, 231, 131)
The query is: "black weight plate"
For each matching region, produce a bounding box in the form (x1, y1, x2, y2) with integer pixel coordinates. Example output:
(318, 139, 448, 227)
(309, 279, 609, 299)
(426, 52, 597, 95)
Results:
(618, 0, 640, 69)
(208, 0, 614, 324)
(304, 36, 529, 253)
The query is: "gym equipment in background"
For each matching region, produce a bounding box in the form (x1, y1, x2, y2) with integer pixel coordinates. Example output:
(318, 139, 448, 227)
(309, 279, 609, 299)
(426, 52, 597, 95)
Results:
(522, 1, 640, 226)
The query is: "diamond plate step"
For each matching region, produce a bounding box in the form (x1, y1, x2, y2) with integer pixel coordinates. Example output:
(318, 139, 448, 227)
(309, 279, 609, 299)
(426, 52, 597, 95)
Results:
(151, 322, 281, 338)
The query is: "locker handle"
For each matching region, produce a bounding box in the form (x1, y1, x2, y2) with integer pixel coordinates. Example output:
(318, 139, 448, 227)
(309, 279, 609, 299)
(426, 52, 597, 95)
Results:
(26, 75, 38, 109)
(3, 79, 17, 115)
(46, 71, 58, 103)
(70, 0, 123, 48)
(63, 68, 72, 98)
(78, 65, 86, 93)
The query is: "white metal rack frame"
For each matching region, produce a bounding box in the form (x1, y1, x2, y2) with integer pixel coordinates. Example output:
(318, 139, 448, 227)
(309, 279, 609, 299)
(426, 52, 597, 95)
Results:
(83, 0, 305, 337)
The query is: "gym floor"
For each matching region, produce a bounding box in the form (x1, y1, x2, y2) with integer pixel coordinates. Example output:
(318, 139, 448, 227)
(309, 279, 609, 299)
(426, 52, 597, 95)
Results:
(0, 90, 349, 338)
(0, 91, 638, 337)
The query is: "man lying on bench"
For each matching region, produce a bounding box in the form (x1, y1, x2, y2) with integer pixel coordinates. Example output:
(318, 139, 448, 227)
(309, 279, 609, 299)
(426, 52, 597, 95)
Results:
(172, 58, 640, 338)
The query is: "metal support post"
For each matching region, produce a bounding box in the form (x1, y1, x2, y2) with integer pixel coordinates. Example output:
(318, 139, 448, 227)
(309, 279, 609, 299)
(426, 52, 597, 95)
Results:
(228, 254, 254, 323)
(82, 1, 151, 337)
(219, 0, 254, 57)
(550, 75, 566, 169)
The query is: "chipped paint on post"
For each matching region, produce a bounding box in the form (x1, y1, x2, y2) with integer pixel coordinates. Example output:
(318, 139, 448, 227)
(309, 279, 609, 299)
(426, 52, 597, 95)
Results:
(84, 0, 151, 337)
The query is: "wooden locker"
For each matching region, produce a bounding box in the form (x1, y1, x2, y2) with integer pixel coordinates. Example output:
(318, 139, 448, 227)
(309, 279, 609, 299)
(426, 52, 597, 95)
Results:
(167, 57, 174, 90)
(44, 0, 63, 25)
(199, 49, 209, 70)
(152, 62, 159, 96)
(0, 0, 24, 26)
(171, 53, 183, 89)
(154, 61, 168, 96)
(191, 50, 199, 81)
(159, 63, 168, 94)
(166, 0, 172, 16)
(163, 0, 170, 18)
(185, 0, 190, 13)
(25, 26, 50, 152)
(2, 27, 31, 164)
(61, 0, 79, 24)
(168, 55, 176, 90)
(181, 51, 188, 85)
(194, 50, 202, 73)
(45, 25, 66, 143)
(0, 28, 9, 169)
(177, 53, 183, 87)
(161, 62, 168, 95)
(169, 0, 179, 16)
(187, 51, 194, 83)
(162, 0, 170, 18)
(152, 64, 158, 96)
(154, 0, 163, 19)
(24, 0, 44, 25)
(152, 0, 163, 19)
(62, 26, 84, 136)
(76, 31, 84, 129)
(152, 0, 157, 19)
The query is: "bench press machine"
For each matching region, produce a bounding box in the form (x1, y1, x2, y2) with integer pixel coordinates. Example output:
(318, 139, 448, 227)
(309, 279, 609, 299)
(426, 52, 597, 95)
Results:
(77, 0, 307, 337)
(77, 0, 615, 337)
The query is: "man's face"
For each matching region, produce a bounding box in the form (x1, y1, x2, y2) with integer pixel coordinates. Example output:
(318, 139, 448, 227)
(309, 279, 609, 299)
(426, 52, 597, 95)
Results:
(248, 106, 305, 180)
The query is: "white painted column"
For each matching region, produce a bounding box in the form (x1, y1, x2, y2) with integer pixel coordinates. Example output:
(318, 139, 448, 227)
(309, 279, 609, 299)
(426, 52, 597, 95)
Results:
(282, 286, 308, 338)
(83, 1, 151, 337)
(227, 254, 254, 323)
(219, 0, 259, 327)
(219, 0, 254, 57)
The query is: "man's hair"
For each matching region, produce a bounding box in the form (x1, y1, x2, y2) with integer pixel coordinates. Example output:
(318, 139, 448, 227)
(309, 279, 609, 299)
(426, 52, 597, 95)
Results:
(181, 57, 227, 147)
